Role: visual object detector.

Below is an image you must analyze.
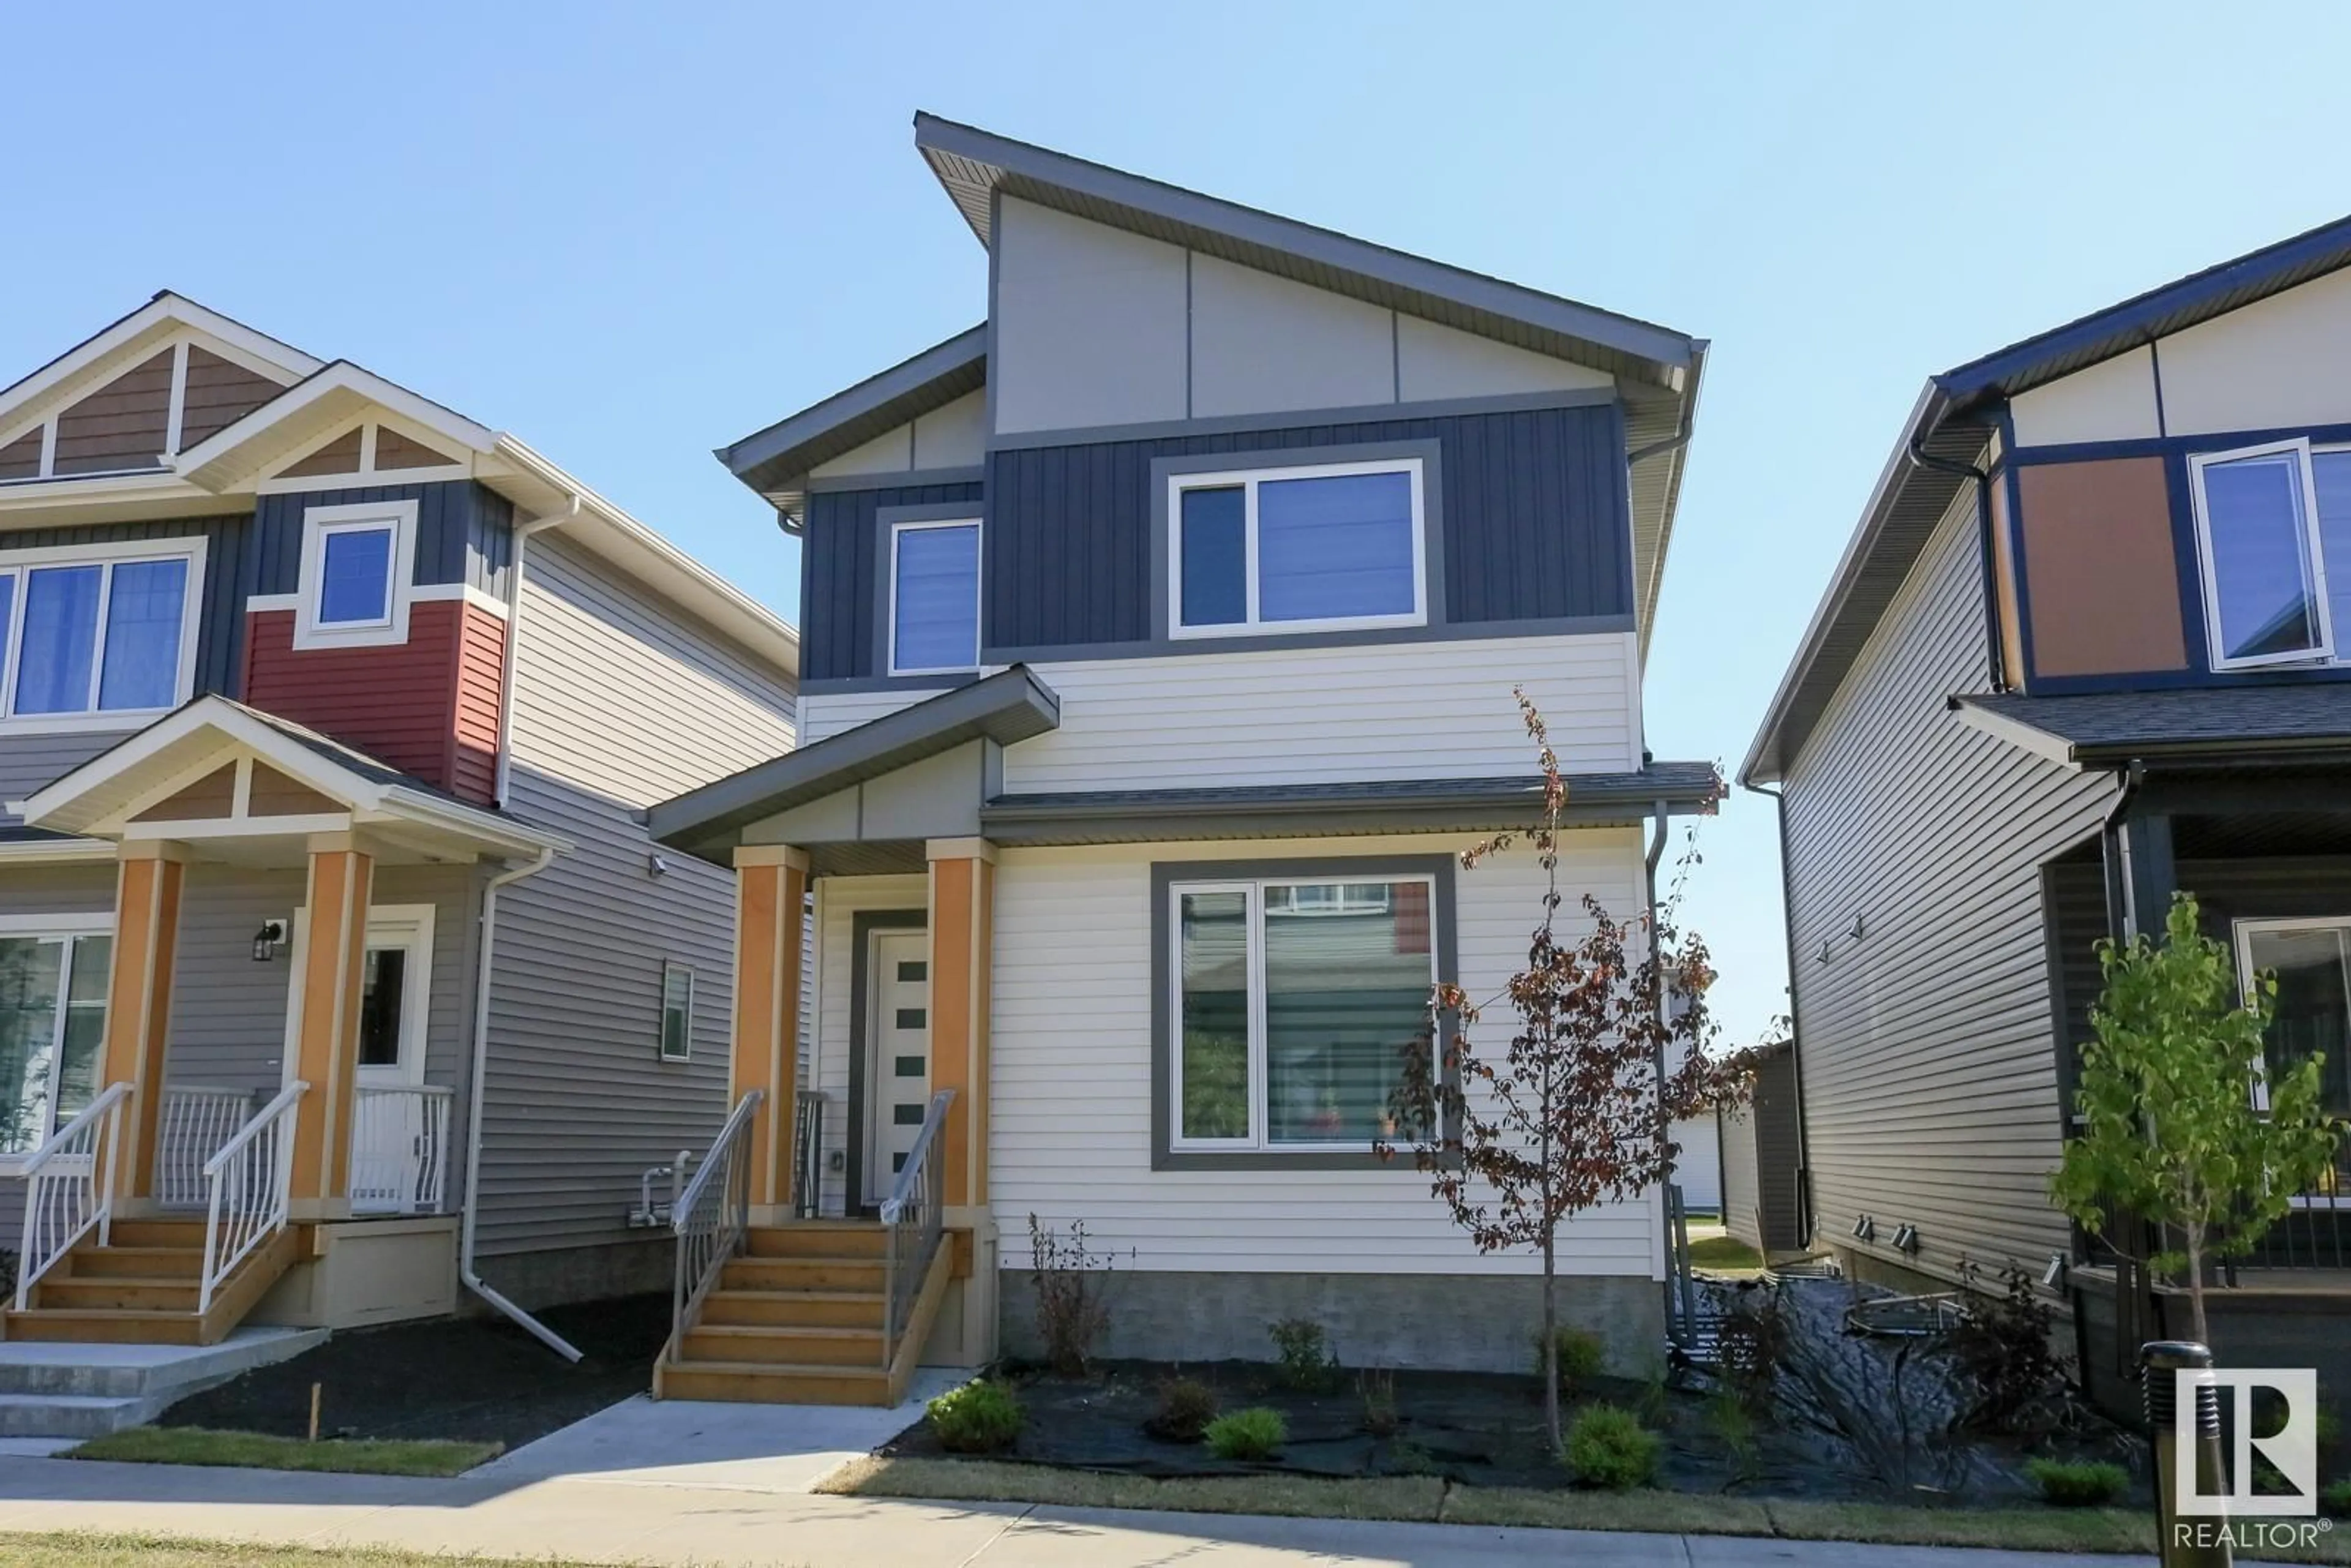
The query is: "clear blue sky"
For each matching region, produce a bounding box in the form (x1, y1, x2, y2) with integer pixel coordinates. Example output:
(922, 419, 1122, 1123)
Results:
(6, 4, 2345, 1048)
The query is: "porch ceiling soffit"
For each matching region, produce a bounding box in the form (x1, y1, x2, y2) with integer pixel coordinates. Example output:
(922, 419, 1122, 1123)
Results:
(647, 666, 1062, 863)
(9, 695, 566, 864)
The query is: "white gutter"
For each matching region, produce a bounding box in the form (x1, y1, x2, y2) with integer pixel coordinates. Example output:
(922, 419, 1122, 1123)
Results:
(459, 841, 577, 1360)
(494, 498, 579, 808)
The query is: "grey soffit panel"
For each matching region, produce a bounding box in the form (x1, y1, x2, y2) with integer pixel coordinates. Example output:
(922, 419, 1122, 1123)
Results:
(716, 326, 988, 510)
(911, 114, 1698, 391)
(646, 664, 1062, 853)
(980, 763, 1723, 846)
(1953, 686, 2351, 766)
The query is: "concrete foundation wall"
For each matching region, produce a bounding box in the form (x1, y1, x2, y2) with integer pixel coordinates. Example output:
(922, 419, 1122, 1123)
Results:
(470, 1235, 674, 1312)
(997, 1269, 1666, 1376)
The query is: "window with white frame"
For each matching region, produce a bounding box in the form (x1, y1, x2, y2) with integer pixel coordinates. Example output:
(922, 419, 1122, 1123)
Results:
(1170, 874, 1437, 1150)
(887, 518, 980, 676)
(1171, 459, 1425, 637)
(0, 928, 112, 1158)
(2188, 438, 2351, 670)
(659, 962, 695, 1062)
(295, 500, 416, 650)
(2234, 918, 2351, 1126)
(0, 539, 201, 726)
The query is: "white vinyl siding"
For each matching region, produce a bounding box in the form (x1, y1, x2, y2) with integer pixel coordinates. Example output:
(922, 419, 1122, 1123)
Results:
(989, 831, 1658, 1276)
(801, 690, 930, 748)
(804, 872, 929, 1218)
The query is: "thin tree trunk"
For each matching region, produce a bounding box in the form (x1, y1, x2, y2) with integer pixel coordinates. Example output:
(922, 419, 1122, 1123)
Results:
(1543, 1229, 1559, 1450)
(2184, 1225, 2210, 1348)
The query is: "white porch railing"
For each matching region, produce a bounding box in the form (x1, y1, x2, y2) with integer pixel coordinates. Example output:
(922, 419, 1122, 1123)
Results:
(880, 1089, 954, 1369)
(669, 1088, 763, 1365)
(350, 1086, 454, 1215)
(156, 1087, 255, 1210)
(14, 1082, 131, 1311)
(198, 1081, 306, 1315)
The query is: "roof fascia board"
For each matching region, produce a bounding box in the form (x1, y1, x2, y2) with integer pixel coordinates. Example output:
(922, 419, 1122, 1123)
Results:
(912, 113, 1696, 380)
(174, 361, 495, 489)
(1946, 697, 2082, 769)
(716, 326, 986, 484)
(0, 294, 321, 445)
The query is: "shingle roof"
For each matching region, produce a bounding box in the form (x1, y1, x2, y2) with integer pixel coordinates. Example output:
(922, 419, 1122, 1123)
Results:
(1952, 686, 2351, 765)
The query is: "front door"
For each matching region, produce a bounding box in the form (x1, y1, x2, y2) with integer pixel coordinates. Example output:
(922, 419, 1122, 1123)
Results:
(866, 929, 931, 1203)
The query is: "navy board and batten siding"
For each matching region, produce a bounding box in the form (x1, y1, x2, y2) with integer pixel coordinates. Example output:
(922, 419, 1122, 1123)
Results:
(799, 481, 984, 682)
(247, 481, 514, 599)
(1779, 480, 2115, 1289)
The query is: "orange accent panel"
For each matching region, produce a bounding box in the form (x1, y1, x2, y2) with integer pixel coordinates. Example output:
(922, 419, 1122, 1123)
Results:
(731, 861, 807, 1211)
(928, 857, 991, 1209)
(101, 854, 183, 1201)
(287, 848, 373, 1207)
(2017, 457, 2189, 678)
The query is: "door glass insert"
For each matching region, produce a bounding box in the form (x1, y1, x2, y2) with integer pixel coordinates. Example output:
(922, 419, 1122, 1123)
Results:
(358, 947, 406, 1070)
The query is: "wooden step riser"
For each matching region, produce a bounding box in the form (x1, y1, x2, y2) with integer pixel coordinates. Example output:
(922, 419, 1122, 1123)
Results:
(34, 1280, 201, 1313)
(699, 1296, 883, 1330)
(69, 1250, 202, 1281)
(656, 1365, 891, 1406)
(681, 1330, 885, 1368)
(5, 1313, 206, 1346)
(719, 1260, 884, 1292)
(103, 1221, 209, 1250)
(744, 1228, 888, 1260)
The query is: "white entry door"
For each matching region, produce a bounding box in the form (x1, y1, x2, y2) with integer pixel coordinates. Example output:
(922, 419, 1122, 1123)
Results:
(867, 930, 931, 1203)
(348, 906, 435, 1212)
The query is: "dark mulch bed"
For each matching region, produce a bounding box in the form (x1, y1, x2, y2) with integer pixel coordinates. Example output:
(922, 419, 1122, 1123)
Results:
(160, 1294, 670, 1451)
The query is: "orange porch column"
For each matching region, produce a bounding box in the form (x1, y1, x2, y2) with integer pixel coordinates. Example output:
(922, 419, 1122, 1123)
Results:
(102, 841, 187, 1206)
(925, 838, 995, 1212)
(733, 845, 809, 1225)
(287, 835, 375, 1220)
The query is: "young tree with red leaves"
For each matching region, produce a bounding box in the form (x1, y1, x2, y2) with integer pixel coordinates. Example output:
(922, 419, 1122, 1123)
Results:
(1378, 691, 1749, 1450)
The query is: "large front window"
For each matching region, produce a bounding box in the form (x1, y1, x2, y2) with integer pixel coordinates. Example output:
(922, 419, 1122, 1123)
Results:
(2188, 439, 2351, 670)
(0, 542, 198, 724)
(1171, 459, 1425, 637)
(1171, 874, 1436, 1151)
(0, 931, 112, 1157)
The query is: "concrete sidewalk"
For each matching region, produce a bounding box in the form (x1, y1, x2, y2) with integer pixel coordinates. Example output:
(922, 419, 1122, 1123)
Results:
(0, 1389, 2158, 1566)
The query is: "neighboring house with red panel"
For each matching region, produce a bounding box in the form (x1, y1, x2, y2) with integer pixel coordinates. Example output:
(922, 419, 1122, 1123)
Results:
(0, 294, 797, 1365)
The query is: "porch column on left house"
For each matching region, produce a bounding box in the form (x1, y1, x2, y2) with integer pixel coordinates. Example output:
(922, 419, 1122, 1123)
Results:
(733, 844, 809, 1225)
(102, 840, 188, 1208)
(287, 833, 376, 1221)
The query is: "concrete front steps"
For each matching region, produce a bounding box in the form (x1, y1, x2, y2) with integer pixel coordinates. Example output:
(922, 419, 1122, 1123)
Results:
(654, 1221, 952, 1407)
(7, 1218, 304, 1348)
(0, 1325, 326, 1438)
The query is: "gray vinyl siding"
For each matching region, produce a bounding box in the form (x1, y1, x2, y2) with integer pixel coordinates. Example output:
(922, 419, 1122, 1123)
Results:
(1780, 484, 2115, 1287)
(1720, 1047, 1803, 1255)
(249, 481, 512, 599)
(0, 734, 147, 825)
(483, 534, 795, 1264)
(800, 481, 984, 682)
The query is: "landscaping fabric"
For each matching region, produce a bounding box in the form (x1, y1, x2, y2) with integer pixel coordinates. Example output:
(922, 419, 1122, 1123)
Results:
(159, 1294, 669, 1450)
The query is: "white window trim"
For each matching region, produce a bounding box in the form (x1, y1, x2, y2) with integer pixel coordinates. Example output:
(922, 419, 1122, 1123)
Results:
(0, 535, 206, 734)
(2189, 437, 2336, 672)
(0, 916, 116, 1175)
(1168, 457, 1428, 640)
(659, 961, 696, 1062)
(1167, 872, 1438, 1155)
(294, 499, 419, 651)
(885, 517, 981, 678)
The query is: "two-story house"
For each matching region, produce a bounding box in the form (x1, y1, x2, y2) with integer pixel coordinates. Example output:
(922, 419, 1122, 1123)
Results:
(1742, 216, 2351, 1408)
(0, 293, 795, 1399)
(645, 116, 1717, 1405)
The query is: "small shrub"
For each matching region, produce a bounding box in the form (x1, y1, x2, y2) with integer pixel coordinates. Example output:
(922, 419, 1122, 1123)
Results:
(1204, 1406, 1287, 1461)
(2321, 1478, 2351, 1520)
(1269, 1317, 1340, 1391)
(1144, 1377, 1219, 1442)
(2025, 1458, 2129, 1508)
(1028, 1214, 1127, 1377)
(1949, 1266, 2061, 1433)
(1531, 1325, 1606, 1395)
(1387, 1437, 1445, 1477)
(1357, 1367, 1400, 1437)
(927, 1379, 1022, 1454)
(1715, 1285, 1787, 1415)
(1707, 1389, 1758, 1484)
(1562, 1402, 1661, 1490)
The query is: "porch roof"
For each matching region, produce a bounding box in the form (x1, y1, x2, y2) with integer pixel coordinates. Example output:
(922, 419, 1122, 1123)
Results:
(1951, 686, 2351, 768)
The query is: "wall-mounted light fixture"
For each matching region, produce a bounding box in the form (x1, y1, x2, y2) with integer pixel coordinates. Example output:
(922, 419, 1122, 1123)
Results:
(648, 853, 670, 879)
(2042, 1252, 2069, 1289)
(1891, 1223, 1921, 1254)
(1851, 1214, 1875, 1242)
(250, 919, 289, 962)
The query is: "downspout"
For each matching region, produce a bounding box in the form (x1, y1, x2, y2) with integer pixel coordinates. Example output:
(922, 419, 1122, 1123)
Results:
(1741, 779, 1814, 1246)
(2099, 759, 2148, 943)
(493, 497, 581, 809)
(1644, 800, 1690, 1342)
(459, 842, 580, 1360)
(1906, 429, 2008, 696)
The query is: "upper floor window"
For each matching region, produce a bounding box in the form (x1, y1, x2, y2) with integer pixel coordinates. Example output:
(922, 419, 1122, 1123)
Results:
(2189, 438, 2351, 670)
(1171, 459, 1425, 639)
(0, 539, 201, 727)
(296, 500, 416, 650)
(888, 518, 980, 676)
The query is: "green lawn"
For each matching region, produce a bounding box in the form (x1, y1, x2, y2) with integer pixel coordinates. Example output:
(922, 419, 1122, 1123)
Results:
(69, 1428, 501, 1479)
(1685, 1222, 1764, 1275)
(0, 1537, 601, 1567)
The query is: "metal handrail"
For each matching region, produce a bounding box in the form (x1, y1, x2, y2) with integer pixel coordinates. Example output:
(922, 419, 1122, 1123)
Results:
(15, 1082, 132, 1310)
(351, 1084, 456, 1215)
(197, 1081, 307, 1315)
(880, 1089, 955, 1369)
(156, 1086, 256, 1210)
(669, 1088, 764, 1365)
